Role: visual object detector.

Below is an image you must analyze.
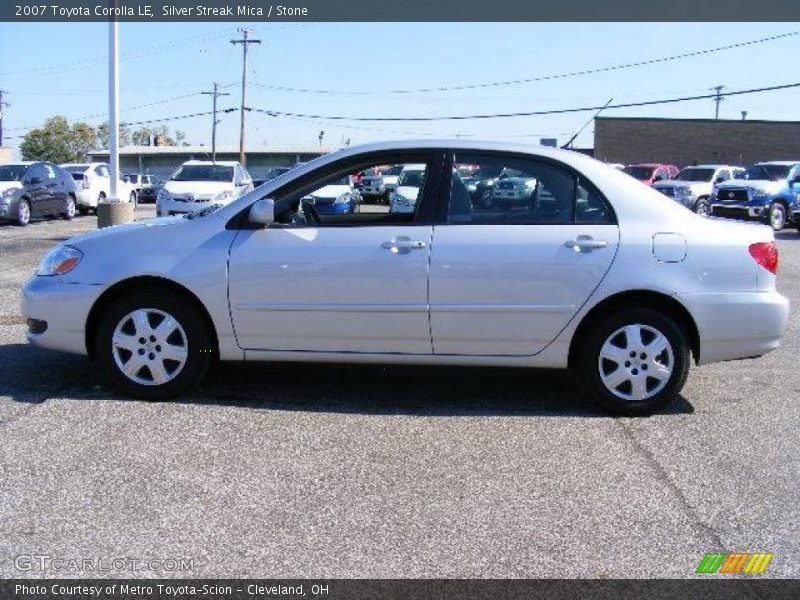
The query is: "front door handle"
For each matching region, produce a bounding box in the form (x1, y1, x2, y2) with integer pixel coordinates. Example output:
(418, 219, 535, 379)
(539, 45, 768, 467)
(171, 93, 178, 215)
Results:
(381, 236, 426, 254)
(564, 235, 608, 253)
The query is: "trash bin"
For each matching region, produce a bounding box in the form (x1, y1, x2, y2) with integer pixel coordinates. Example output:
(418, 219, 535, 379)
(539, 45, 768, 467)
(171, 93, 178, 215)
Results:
(97, 200, 135, 229)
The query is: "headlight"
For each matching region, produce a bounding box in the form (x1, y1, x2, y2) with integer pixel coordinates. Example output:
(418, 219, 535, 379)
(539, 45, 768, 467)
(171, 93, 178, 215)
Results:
(37, 245, 83, 276)
(2, 188, 16, 198)
(213, 189, 234, 202)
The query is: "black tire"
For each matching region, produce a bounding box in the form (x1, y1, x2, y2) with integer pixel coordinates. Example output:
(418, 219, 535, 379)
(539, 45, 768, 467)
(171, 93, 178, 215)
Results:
(694, 197, 710, 216)
(63, 194, 76, 220)
(77, 206, 89, 216)
(767, 202, 786, 231)
(96, 290, 215, 400)
(16, 198, 31, 226)
(129, 191, 137, 206)
(576, 307, 690, 416)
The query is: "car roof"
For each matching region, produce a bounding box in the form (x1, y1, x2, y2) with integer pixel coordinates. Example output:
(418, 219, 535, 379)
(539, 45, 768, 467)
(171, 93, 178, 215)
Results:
(682, 164, 735, 169)
(181, 160, 240, 166)
(3, 162, 36, 166)
(754, 160, 799, 166)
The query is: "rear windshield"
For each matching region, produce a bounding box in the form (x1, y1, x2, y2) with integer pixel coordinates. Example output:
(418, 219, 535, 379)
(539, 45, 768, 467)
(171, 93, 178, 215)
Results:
(171, 165, 234, 182)
(676, 168, 715, 182)
(623, 166, 655, 179)
(0, 165, 28, 181)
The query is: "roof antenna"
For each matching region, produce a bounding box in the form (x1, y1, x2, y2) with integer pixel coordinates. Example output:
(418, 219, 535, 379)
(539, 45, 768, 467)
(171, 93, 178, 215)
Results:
(561, 97, 613, 150)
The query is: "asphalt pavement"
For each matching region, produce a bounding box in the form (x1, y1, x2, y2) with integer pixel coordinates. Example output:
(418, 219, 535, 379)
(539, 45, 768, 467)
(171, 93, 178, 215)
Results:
(0, 206, 798, 578)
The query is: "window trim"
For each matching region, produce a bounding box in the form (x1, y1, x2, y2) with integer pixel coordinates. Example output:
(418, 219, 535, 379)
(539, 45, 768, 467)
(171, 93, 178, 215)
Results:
(440, 149, 617, 227)
(227, 149, 448, 230)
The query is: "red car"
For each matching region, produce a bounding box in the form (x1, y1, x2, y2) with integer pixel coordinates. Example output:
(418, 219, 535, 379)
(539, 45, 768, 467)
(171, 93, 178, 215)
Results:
(623, 163, 679, 185)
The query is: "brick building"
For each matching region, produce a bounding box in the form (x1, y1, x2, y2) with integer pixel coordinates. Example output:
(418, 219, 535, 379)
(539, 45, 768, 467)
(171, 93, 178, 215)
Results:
(593, 117, 800, 168)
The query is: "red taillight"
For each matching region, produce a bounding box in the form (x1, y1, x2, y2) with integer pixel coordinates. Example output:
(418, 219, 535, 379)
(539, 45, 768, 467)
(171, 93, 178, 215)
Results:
(748, 241, 778, 274)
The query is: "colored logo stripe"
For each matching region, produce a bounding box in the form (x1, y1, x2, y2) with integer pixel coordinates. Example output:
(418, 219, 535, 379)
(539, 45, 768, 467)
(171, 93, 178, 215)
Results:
(696, 552, 772, 574)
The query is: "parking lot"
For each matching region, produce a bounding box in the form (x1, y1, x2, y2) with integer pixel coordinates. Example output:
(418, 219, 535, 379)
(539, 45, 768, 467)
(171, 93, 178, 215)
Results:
(0, 206, 798, 578)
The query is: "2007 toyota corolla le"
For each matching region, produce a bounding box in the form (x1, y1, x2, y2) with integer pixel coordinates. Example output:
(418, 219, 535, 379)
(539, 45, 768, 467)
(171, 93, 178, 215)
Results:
(22, 141, 790, 416)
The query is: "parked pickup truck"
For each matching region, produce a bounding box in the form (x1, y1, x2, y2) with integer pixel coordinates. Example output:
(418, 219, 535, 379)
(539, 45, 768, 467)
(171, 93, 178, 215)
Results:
(710, 161, 800, 230)
(652, 165, 744, 215)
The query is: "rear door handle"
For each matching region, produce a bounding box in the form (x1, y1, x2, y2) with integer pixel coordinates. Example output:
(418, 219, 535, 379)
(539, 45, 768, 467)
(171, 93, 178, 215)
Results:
(381, 237, 426, 254)
(564, 235, 608, 252)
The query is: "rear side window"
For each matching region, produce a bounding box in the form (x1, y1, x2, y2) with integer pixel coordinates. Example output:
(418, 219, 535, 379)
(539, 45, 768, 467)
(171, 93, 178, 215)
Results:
(450, 153, 615, 225)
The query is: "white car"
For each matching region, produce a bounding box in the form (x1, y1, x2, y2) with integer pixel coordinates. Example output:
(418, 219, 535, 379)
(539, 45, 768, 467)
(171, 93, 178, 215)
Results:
(61, 162, 137, 214)
(23, 140, 789, 416)
(156, 160, 253, 216)
(360, 165, 403, 199)
(389, 164, 426, 214)
(652, 165, 745, 215)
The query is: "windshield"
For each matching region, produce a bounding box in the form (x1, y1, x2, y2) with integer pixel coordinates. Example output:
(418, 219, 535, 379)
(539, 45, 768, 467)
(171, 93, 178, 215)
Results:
(0, 165, 28, 181)
(623, 166, 655, 179)
(171, 164, 234, 182)
(675, 168, 716, 182)
(384, 165, 404, 176)
(399, 170, 425, 187)
(64, 166, 89, 174)
(742, 164, 792, 181)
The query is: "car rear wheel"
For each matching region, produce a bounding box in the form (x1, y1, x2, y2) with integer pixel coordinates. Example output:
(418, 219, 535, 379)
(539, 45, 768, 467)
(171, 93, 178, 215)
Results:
(129, 191, 137, 206)
(62, 195, 76, 220)
(16, 198, 31, 226)
(768, 202, 786, 231)
(576, 308, 689, 416)
(96, 291, 214, 400)
(694, 197, 709, 216)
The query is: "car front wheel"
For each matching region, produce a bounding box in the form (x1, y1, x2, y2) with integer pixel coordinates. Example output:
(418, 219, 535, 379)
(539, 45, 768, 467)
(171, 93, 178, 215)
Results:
(63, 195, 76, 220)
(576, 308, 690, 416)
(768, 202, 786, 231)
(96, 291, 214, 400)
(16, 198, 31, 226)
(694, 197, 709, 216)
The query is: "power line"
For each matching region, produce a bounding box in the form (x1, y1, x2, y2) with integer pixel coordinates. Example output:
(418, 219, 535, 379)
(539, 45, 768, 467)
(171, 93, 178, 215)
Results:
(249, 30, 800, 96)
(248, 81, 800, 122)
(120, 108, 236, 128)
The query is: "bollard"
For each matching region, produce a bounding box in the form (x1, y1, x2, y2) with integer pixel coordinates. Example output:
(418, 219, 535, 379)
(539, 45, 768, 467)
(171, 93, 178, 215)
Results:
(97, 200, 135, 229)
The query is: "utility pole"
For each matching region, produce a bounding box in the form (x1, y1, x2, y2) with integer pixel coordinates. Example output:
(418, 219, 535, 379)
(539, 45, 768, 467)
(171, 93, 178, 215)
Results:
(712, 85, 724, 119)
(201, 82, 229, 162)
(230, 28, 261, 165)
(108, 20, 120, 201)
(0, 89, 8, 147)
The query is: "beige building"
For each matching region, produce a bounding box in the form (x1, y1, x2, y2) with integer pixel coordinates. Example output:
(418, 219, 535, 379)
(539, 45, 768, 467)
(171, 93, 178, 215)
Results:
(0, 147, 12, 165)
(594, 117, 800, 167)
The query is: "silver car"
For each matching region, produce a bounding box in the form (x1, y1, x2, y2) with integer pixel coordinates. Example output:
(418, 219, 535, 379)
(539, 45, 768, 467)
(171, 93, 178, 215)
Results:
(0, 162, 77, 226)
(22, 140, 790, 416)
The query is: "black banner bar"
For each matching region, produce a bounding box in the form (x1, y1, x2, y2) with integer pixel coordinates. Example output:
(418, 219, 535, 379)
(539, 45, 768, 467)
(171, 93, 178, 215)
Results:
(4, 0, 800, 22)
(3, 579, 800, 600)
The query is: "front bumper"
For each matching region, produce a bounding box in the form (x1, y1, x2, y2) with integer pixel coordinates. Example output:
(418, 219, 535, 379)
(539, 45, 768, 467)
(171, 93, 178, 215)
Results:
(678, 290, 790, 365)
(710, 203, 768, 220)
(156, 196, 210, 216)
(22, 276, 103, 356)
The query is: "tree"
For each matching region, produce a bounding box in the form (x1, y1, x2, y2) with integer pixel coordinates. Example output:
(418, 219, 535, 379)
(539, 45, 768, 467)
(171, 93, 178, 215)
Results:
(131, 126, 152, 146)
(95, 121, 131, 149)
(20, 116, 97, 164)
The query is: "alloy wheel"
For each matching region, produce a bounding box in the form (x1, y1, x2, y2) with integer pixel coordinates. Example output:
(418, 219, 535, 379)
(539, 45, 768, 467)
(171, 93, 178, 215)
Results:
(65, 196, 75, 219)
(18, 200, 30, 225)
(597, 324, 674, 401)
(112, 308, 188, 386)
(769, 205, 785, 231)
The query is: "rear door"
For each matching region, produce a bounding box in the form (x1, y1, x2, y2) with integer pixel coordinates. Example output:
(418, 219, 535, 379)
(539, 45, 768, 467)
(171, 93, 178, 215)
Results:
(43, 163, 64, 214)
(24, 164, 50, 217)
(429, 151, 620, 356)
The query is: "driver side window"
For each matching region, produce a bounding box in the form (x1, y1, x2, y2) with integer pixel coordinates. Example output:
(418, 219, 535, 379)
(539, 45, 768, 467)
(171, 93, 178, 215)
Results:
(272, 157, 433, 228)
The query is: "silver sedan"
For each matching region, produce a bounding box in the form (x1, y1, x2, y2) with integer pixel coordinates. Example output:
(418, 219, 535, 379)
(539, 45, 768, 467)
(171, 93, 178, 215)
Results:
(22, 140, 790, 416)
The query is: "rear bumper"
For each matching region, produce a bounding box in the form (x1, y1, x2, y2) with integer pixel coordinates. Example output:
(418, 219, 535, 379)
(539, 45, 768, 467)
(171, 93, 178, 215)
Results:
(677, 290, 790, 365)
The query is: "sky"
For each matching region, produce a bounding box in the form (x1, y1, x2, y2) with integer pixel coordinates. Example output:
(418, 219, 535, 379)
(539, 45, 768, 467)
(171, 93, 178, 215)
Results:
(2, 21, 800, 158)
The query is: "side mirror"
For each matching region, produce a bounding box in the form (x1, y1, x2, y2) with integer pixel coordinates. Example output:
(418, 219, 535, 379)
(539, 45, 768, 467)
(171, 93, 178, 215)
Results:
(249, 197, 275, 226)
(791, 176, 800, 187)
(714, 176, 725, 184)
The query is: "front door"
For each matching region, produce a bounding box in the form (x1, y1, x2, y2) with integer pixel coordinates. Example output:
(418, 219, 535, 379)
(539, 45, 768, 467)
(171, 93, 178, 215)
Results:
(227, 153, 443, 354)
(429, 151, 620, 356)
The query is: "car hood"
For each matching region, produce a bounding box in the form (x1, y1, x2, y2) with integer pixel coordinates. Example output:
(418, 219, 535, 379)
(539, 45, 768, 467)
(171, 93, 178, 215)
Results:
(0, 181, 23, 194)
(394, 185, 420, 201)
(308, 184, 352, 199)
(716, 179, 783, 192)
(164, 181, 233, 195)
(66, 216, 186, 247)
(653, 180, 708, 190)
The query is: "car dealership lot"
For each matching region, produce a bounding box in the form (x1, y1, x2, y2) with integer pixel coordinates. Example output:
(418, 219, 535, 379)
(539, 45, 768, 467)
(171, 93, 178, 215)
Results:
(0, 207, 798, 578)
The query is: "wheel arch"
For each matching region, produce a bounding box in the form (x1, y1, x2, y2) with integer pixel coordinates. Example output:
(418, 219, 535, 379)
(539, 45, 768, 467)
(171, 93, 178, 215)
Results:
(85, 276, 219, 359)
(567, 289, 700, 368)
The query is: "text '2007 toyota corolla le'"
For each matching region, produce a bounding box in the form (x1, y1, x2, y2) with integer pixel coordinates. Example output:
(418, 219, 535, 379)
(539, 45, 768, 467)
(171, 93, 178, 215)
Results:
(22, 141, 790, 416)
